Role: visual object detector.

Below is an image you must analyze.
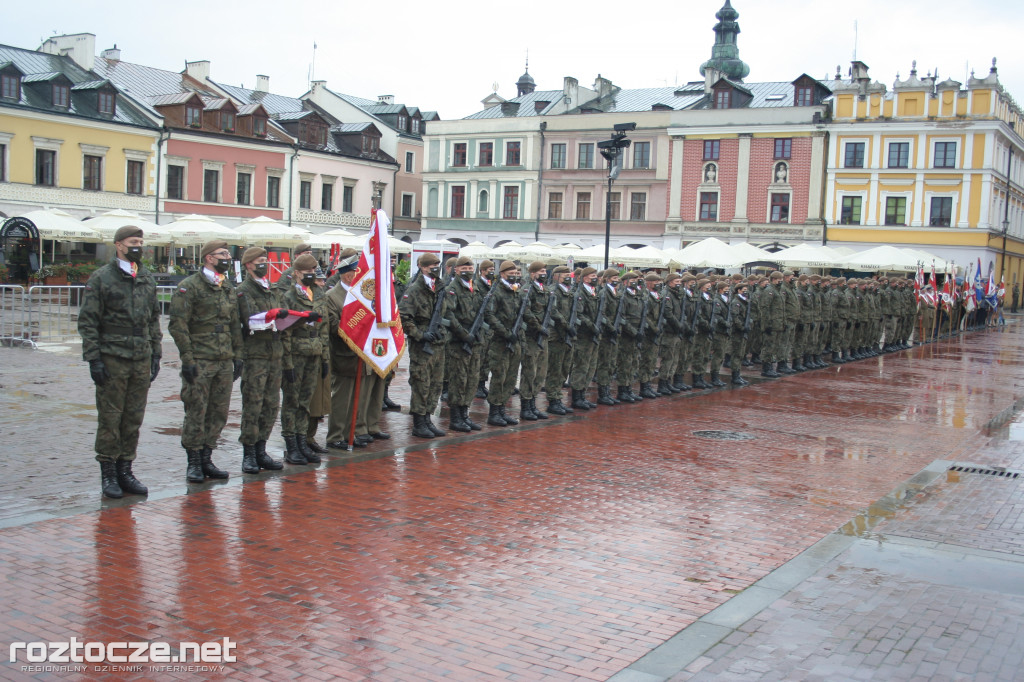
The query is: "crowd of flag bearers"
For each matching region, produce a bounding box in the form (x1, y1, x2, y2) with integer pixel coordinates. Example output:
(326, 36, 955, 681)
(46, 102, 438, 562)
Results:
(78, 214, 1006, 499)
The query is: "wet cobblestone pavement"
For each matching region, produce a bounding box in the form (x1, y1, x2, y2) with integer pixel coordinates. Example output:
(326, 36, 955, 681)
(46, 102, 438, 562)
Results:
(2, 323, 1024, 680)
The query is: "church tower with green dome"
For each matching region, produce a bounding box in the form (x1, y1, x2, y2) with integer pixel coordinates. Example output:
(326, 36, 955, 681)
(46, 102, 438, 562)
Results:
(699, 0, 750, 82)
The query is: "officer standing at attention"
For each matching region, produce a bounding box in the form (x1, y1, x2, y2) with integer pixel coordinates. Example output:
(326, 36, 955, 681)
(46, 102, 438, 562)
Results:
(483, 260, 525, 426)
(543, 265, 576, 415)
(279, 253, 328, 464)
(568, 267, 601, 411)
(442, 255, 487, 432)
(398, 253, 448, 438)
(595, 269, 622, 406)
(727, 280, 751, 386)
(169, 239, 243, 483)
(235, 246, 286, 474)
(474, 259, 496, 400)
(519, 261, 551, 421)
(78, 225, 162, 498)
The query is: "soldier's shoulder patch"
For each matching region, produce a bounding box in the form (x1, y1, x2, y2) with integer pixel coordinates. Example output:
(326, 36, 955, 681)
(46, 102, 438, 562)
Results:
(237, 291, 245, 297)
(402, 294, 409, 299)
(178, 287, 188, 293)
(84, 285, 93, 291)
(447, 290, 455, 295)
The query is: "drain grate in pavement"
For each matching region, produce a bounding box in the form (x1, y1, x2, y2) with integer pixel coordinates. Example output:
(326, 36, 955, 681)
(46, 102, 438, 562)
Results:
(947, 464, 1021, 479)
(692, 430, 756, 441)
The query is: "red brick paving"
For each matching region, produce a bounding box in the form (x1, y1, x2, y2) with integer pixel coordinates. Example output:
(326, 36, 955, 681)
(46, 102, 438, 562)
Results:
(1, 326, 1024, 679)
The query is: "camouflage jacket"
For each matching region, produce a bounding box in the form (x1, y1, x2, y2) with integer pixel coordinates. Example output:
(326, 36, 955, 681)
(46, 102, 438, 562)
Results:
(523, 280, 551, 338)
(236, 276, 285, 361)
(783, 281, 801, 325)
(575, 283, 600, 338)
(444, 276, 485, 345)
(484, 280, 526, 344)
(280, 283, 329, 367)
(399, 275, 448, 345)
(711, 293, 730, 335)
(729, 292, 751, 335)
(663, 285, 685, 335)
(78, 258, 162, 363)
(551, 282, 574, 336)
(758, 283, 786, 333)
(168, 271, 242, 366)
(617, 287, 643, 338)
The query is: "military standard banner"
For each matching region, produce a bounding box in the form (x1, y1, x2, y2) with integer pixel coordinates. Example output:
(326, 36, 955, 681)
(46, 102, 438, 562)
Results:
(337, 209, 406, 377)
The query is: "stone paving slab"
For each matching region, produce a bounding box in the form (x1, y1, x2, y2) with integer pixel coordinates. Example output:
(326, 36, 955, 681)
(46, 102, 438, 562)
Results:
(0, 325, 1022, 680)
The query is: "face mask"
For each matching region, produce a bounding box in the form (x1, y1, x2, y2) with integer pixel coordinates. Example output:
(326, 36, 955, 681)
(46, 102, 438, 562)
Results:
(459, 272, 473, 282)
(508, 276, 521, 285)
(301, 273, 316, 286)
(252, 263, 268, 278)
(214, 258, 231, 274)
(428, 267, 441, 279)
(125, 246, 143, 263)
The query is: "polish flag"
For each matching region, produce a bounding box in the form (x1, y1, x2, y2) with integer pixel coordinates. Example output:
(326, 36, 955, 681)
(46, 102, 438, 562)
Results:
(914, 264, 924, 302)
(338, 209, 406, 377)
(248, 308, 316, 332)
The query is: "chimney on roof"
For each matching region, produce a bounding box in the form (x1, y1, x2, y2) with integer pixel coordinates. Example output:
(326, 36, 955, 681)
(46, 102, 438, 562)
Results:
(38, 33, 96, 71)
(310, 80, 326, 95)
(101, 45, 121, 62)
(594, 74, 615, 99)
(378, 95, 395, 105)
(255, 75, 270, 93)
(500, 101, 521, 116)
(184, 60, 211, 81)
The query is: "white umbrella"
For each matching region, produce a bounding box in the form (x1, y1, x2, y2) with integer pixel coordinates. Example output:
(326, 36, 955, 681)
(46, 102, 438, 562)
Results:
(619, 245, 673, 268)
(673, 237, 742, 268)
(770, 243, 837, 268)
(81, 209, 172, 246)
(898, 247, 951, 272)
(164, 214, 243, 246)
(458, 241, 492, 259)
(19, 209, 102, 243)
(502, 242, 564, 264)
(729, 241, 774, 264)
(235, 216, 313, 247)
(842, 245, 923, 272)
(306, 229, 357, 250)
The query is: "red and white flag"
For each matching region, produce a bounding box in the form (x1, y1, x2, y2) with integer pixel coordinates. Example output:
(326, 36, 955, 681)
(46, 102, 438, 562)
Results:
(914, 264, 924, 302)
(338, 209, 406, 377)
(248, 308, 315, 332)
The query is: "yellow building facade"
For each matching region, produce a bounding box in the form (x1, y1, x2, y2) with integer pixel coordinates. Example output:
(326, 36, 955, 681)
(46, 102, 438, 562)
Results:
(825, 60, 1024, 283)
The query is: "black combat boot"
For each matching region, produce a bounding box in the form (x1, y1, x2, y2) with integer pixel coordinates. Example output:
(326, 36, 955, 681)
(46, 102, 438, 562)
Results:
(617, 385, 636, 403)
(657, 379, 672, 395)
(100, 461, 123, 499)
(382, 391, 401, 411)
(449, 406, 472, 432)
(532, 398, 549, 419)
(462, 405, 482, 430)
(692, 374, 711, 389)
(778, 361, 796, 374)
(283, 435, 307, 464)
(499, 405, 519, 425)
(441, 381, 449, 404)
(255, 441, 283, 470)
(641, 382, 660, 399)
(409, 414, 433, 438)
(731, 369, 749, 386)
(572, 389, 591, 410)
(597, 385, 615, 406)
(199, 447, 229, 479)
(831, 351, 843, 364)
(804, 353, 814, 369)
(792, 357, 805, 371)
(520, 398, 539, 421)
(115, 459, 148, 495)
(547, 397, 568, 415)
(296, 435, 321, 464)
(487, 403, 508, 426)
(742, 357, 755, 367)
(185, 448, 205, 482)
(241, 444, 260, 474)
(475, 381, 489, 399)
(710, 372, 727, 387)
(673, 373, 691, 391)
(425, 414, 446, 437)
(762, 361, 780, 378)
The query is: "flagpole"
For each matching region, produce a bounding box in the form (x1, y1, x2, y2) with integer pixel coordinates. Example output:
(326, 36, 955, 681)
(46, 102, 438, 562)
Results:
(348, 359, 363, 451)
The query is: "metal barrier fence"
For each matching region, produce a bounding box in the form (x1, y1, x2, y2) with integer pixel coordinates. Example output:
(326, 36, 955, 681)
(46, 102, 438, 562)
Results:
(0, 285, 181, 346)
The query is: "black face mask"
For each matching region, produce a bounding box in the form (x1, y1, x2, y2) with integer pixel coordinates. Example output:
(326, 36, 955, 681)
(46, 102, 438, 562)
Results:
(428, 267, 441, 279)
(252, 263, 268, 278)
(214, 258, 231, 274)
(459, 272, 473, 282)
(125, 246, 143, 263)
(508, 276, 521, 285)
(301, 273, 316, 286)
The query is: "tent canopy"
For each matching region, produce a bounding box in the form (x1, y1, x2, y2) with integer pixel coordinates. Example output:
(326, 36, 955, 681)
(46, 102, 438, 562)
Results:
(18, 209, 102, 242)
(81, 210, 172, 245)
(235, 216, 313, 247)
(164, 214, 244, 246)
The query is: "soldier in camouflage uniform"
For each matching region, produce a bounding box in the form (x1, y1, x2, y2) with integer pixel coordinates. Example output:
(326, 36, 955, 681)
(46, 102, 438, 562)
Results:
(657, 272, 684, 395)
(637, 273, 663, 399)
(688, 278, 713, 389)
(706, 280, 730, 387)
(398, 253, 449, 438)
(483, 260, 526, 426)
(727, 280, 752, 385)
(568, 267, 601, 410)
(474, 259, 496, 399)
(595, 269, 621, 406)
(280, 254, 329, 464)
(169, 239, 243, 482)
(78, 225, 162, 498)
(613, 271, 644, 403)
(792, 275, 812, 370)
(235, 247, 286, 474)
(544, 265, 576, 415)
(273, 242, 312, 291)
(673, 274, 698, 390)
(779, 270, 800, 373)
(443, 256, 487, 432)
(519, 261, 552, 421)
(758, 271, 785, 377)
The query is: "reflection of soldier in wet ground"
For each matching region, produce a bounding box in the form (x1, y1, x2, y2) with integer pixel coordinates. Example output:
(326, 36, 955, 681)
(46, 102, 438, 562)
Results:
(78, 225, 163, 498)
(169, 239, 243, 483)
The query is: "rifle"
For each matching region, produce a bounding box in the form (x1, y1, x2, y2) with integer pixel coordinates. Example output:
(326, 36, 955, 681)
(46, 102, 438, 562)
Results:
(611, 290, 626, 337)
(505, 287, 531, 351)
(462, 284, 495, 355)
(676, 289, 689, 339)
(594, 287, 608, 345)
(565, 287, 582, 346)
(707, 295, 718, 341)
(654, 290, 669, 343)
(742, 292, 753, 339)
(537, 289, 557, 348)
(723, 292, 733, 335)
(421, 284, 450, 356)
(689, 290, 701, 337)
(636, 291, 649, 350)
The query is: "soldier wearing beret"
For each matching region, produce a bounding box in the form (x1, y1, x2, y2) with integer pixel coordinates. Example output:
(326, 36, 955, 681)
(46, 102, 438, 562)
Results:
(398, 253, 449, 438)
(595, 269, 622, 405)
(673, 273, 698, 390)
(637, 273, 664, 399)
(274, 242, 313, 291)
(442, 255, 487, 432)
(779, 270, 800, 373)
(519, 261, 553, 421)
(484, 260, 525, 425)
(656, 273, 684, 395)
(704, 280, 729, 387)
(169, 239, 243, 482)
(474, 259, 496, 400)
(614, 271, 645, 402)
(568, 267, 601, 410)
(543, 265, 576, 415)
(687, 278, 713, 388)
(78, 225, 162, 498)
(758, 271, 785, 377)
(279, 253, 329, 464)
(727, 280, 752, 385)
(235, 246, 286, 474)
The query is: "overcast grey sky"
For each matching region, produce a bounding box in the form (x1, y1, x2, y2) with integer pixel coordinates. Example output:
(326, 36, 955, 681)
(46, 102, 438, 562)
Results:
(4, 0, 1022, 120)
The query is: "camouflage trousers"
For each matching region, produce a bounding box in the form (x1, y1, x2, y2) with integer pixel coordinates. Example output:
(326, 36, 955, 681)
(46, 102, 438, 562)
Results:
(747, 324, 763, 358)
(478, 333, 492, 384)
(569, 335, 599, 391)
(180, 358, 233, 450)
(781, 324, 796, 361)
(709, 332, 728, 374)
(519, 337, 548, 401)
(239, 356, 281, 445)
(676, 335, 694, 377)
(544, 338, 574, 397)
(658, 335, 681, 379)
(616, 333, 639, 387)
(638, 336, 659, 383)
(446, 341, 484, 407)
(596, 336, 618, 386)
(794, 324, 809, 358)
(760, 329, 780, 363)
(689, 335, 710, 375)
(728, 333, 747, 371)
(487, 337, 521, 406)
(409, 341, 446, 415)
(281, 354, 319, 436)
(94, 354, 152, 463)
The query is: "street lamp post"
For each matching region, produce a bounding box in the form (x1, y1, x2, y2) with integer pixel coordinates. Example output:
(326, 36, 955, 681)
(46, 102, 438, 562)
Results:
(598, 123, 635, 270)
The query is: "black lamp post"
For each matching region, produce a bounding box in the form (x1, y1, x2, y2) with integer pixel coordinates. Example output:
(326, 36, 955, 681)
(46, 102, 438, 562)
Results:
(598, 123, 635, 269)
